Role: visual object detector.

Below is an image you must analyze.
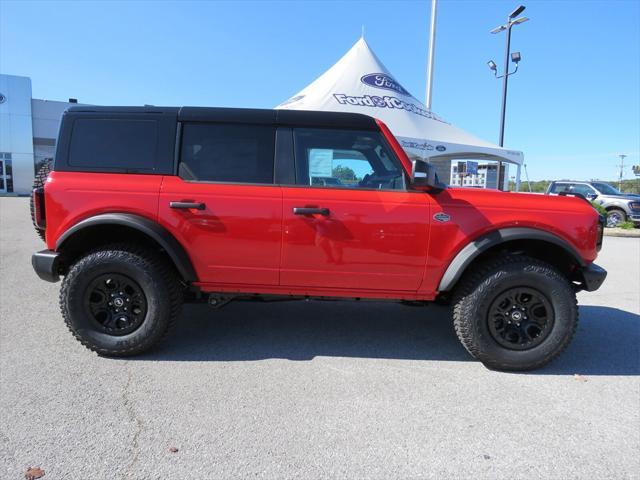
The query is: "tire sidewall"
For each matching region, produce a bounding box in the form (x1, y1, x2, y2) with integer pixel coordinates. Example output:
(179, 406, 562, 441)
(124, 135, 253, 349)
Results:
(606, 209, 626, 227)
(469, 263, 576, 369)
(63, 251, 171, 354)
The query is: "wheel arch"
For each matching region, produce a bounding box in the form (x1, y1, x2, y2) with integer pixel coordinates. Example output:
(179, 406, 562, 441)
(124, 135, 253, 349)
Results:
(56, 213, 197, 283)
(438, 227, 586, 292)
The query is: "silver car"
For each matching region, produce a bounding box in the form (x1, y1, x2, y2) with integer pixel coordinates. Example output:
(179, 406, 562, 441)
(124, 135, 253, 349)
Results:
(547, 181, 640, 227)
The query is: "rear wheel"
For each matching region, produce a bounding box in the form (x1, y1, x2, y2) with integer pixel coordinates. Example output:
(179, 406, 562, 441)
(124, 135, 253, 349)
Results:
(452, 256, 578, 371)
(606, 208, 626, 227)
(30, 160, 52, 241)
(60, 244, 182, 356)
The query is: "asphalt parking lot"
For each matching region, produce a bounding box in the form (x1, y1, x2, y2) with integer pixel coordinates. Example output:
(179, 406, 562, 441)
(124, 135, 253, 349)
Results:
(1, 197, 639, 480)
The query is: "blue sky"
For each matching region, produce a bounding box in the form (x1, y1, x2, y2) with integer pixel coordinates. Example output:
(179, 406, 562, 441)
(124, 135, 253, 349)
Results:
(1, 0, 638, 181)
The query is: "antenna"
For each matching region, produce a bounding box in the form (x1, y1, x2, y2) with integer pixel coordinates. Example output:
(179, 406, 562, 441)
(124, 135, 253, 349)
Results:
(361, 25, 365, 39)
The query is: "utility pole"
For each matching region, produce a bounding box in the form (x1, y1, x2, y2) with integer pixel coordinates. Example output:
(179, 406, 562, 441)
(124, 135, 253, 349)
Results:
(425, 0, 438, 110)
(618, 154, 627, 191)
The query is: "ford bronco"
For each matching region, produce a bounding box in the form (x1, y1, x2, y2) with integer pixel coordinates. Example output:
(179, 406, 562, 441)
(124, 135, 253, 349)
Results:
(31, 106, 606, 371)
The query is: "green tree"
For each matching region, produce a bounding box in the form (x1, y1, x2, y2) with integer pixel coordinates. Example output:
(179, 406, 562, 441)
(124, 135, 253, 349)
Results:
(332, 165, 357, 181)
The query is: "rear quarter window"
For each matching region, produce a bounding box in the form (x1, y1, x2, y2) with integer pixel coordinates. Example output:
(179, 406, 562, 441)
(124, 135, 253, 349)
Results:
(68, 118, 158, 170)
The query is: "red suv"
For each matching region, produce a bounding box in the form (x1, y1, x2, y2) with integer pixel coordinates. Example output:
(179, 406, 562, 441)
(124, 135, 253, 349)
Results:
(31, 106, 606, 371)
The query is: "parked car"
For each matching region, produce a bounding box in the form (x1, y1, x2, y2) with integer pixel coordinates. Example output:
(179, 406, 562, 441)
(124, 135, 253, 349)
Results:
(31, 106, 606, 371)
(546, 180, 640, 227)
(311, 176, 343, 187)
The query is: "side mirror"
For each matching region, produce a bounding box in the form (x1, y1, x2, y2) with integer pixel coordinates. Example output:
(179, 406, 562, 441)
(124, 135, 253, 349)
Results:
(410, 159, 445, 191)
(586, 193, 598, 201)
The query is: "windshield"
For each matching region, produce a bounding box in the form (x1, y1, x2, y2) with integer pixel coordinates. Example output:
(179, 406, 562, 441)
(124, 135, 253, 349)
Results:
(592, 182, 622, 195)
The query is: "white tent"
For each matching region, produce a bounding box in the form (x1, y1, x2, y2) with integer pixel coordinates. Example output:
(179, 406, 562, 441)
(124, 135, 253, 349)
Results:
(276, 38, 524, 189)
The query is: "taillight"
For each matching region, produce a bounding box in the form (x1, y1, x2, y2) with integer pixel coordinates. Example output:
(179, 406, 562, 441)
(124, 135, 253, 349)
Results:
(33, 187, 46, 229)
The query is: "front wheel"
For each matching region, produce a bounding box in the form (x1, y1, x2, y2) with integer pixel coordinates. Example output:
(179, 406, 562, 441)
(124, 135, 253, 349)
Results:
(60, 244, 183, 356)
(606, 208, 626, 227)
(452, 256, 578, 371)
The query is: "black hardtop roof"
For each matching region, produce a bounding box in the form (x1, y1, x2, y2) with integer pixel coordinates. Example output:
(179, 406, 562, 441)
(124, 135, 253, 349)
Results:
(65, 106, 379, 130)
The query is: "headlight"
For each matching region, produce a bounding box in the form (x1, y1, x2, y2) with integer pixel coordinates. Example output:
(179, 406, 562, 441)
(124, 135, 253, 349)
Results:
(629, 202, 640, 210)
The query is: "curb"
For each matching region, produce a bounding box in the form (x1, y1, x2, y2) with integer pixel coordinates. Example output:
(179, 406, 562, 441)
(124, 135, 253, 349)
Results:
(604, 228, 640, 238)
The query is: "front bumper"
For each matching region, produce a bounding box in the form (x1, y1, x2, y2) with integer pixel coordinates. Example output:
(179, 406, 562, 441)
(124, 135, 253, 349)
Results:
(32, 250, 61, 282)
(580, 263, 607, 292)
(628, 212, 640, 223)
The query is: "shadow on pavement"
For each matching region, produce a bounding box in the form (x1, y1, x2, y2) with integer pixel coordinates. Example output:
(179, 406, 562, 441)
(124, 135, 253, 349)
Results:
(136, 300, 469, 363)
(134, 302, 639, 375)
(535, 305, 640, 376)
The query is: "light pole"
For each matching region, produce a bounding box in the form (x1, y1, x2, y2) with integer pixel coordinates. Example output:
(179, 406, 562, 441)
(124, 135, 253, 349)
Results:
(487, 5, 529, 189)
(425, 0, 438, 110)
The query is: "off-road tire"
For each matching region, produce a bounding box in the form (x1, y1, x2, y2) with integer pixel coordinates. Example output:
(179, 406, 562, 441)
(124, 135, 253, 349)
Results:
(452, 255, 578, 371)
(605, 208, 626, 228)
(60, 244, 182, 356)
(30, 160, 52, 241)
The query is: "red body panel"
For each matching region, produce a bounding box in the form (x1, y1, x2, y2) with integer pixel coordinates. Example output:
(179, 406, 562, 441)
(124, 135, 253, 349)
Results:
(418, 188, 600, 294)
(43, 120, 601, 301)
(158, 176, 283, 285)
(44, 171, 163, 250)
(280, 186, 430, 291)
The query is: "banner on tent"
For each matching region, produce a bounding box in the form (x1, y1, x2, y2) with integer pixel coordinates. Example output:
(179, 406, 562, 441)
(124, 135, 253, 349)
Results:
(333, 92, 447, 123)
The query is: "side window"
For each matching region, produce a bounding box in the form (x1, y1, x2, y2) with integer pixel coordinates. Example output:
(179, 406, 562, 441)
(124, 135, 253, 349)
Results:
(180, 123, 275, 184)
(68, 118, 158, 170)
(293, 128, 405, 190)
(572, 184, 596, 197)
(550, 183, 572, 194)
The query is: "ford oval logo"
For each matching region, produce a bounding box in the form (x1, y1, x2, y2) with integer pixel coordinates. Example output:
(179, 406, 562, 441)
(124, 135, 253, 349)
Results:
(433, 212, 451, 223)
(360, 73, 410, 96)
(436, 145, 446, 152)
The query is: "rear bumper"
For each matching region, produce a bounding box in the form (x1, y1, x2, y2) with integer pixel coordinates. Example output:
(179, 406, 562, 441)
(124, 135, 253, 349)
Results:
(580, 263, 607, 292)
(32, 250, 61, 282)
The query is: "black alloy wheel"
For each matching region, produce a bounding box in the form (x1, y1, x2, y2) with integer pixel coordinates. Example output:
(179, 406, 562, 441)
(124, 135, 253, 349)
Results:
(84, 273, 148, 336)
(487, 287, 554, 350)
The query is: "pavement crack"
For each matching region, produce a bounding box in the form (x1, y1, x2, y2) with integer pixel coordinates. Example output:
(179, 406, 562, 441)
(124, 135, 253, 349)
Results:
(121, 365, 143, 480)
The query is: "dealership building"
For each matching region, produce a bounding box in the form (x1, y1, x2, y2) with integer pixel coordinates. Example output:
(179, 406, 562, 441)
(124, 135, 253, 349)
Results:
(0, 74, 78, 195)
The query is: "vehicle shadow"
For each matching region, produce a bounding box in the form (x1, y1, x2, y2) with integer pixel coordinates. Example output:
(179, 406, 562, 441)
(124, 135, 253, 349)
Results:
(534, 305, 640, 376)
(137, 300, 470, 363)
(133, 302, 639, 376)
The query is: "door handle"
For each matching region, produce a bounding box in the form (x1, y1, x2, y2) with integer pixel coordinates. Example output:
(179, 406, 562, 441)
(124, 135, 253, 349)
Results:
(170, 201, 206, 210)
(293, 207, 330, 216)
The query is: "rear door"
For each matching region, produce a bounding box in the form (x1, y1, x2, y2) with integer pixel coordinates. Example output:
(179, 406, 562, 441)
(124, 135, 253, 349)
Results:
(280, 128, 430, 292)
(158, 121, 282, 286)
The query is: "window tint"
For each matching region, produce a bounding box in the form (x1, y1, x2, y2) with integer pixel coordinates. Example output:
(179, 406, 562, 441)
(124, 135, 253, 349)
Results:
(592, 182, 621, 195)
(572, 184, 596, 197)
(180, 123, 275, 184)
(293, 129, 405, 190)
(550, 183, 572, 194)
(69, 118, 158, 170)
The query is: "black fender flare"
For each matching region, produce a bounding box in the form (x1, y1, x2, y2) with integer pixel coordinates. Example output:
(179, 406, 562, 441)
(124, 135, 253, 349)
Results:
(437, 227, 585, 292)
(56, 213, 197, 282)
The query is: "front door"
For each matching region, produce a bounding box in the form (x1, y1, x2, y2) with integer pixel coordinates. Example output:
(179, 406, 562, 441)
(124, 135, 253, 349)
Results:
(158, 122, 282, 286)
(280, 128, 430, 292)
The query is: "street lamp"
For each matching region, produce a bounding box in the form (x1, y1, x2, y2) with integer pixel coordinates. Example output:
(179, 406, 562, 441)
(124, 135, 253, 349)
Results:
(487, 5, 529, 189)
